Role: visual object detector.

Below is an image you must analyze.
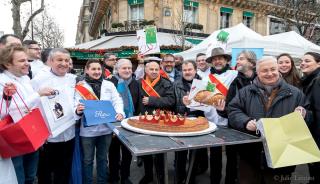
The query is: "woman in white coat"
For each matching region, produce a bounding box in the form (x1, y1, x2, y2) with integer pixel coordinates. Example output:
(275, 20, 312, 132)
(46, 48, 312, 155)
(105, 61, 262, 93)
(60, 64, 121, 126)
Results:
(0, 45, 53, 184)
(75, 59, 125, 184)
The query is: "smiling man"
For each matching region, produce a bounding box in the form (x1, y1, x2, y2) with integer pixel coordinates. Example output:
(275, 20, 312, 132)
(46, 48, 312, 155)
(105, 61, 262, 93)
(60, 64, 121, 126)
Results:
(139, 60, 175, 184)
(228, 56, 310, 184)
(173, 60, 204, 184)
(31, 48, 77, 184)
(160, 54, 181, 82)
(204, 47, 238, 184)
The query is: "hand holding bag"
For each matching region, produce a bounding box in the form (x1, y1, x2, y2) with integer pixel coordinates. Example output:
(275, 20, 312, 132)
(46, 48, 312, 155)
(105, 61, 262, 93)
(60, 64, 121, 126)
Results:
(0, 91, 49, 158)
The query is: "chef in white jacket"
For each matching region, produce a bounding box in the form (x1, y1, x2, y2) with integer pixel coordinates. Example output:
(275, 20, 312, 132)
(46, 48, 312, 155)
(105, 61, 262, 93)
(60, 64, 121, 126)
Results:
(31, 48, 76, 184)
(0, 45, 53, 184)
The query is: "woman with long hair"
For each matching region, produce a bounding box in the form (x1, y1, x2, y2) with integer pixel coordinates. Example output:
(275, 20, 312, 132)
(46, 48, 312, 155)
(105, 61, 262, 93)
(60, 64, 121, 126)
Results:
(277, 53, 301, 87)
(300, 52, 320, 184)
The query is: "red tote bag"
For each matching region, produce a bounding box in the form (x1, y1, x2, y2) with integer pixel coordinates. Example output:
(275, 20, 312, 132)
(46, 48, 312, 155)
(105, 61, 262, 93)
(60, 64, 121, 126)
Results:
(0, 92, 49, 158)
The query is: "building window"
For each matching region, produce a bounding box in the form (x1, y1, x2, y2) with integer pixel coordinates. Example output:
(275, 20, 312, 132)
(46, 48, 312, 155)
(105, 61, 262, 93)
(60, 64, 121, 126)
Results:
(163, 7, 171, 16)
(269, 18, 286, 34)
(183, 0, 199, 23)
(243, 11, 254, 28)
(128, 0, 144, 20)
(220, 7, 233, 29)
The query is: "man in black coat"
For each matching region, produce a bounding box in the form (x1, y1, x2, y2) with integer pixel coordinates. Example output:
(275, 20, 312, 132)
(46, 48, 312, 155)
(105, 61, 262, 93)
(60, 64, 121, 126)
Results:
(228, 56, 310, 184)
(138, 61, 175, 184)
(173, 60, 204, 184)
(216, 50, 257, 184)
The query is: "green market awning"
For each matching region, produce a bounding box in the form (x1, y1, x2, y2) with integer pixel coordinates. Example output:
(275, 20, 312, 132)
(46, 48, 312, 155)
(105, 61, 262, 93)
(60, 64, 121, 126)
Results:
(184, 0, 199, 7)
(243, 11, 254, 17)
(70, 51, 104, 60)
(128, 0, 143, 5)
(220, 7, 233, 14)
(70, 48, 184, 60)
(186, 38, 203, 45)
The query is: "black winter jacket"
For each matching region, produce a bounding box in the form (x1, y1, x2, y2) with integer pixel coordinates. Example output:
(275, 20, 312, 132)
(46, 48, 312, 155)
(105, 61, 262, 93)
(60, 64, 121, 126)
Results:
(173, 75, 204, 117)
(217, 72, 256, 119)
(228, 79, 310, 135)
(139, 77, 175, 114)
(301, 68, 320, 148)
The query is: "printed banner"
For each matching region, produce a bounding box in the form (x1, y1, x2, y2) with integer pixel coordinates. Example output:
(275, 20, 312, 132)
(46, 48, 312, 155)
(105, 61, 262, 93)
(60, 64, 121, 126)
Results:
(137, 26, 160, 55)
(80, 100, 117, 127)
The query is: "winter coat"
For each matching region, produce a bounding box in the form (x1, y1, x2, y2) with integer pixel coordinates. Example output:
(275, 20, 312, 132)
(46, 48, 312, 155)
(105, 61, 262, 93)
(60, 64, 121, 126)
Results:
(228, 79, 310, 135)
(139, 77, 175, 114)
(301, 68, 320, 148)
(217, 72, 256, 119)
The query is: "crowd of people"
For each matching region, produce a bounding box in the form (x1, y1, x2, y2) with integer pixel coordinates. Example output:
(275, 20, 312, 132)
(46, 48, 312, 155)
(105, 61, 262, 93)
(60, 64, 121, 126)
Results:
(0, 33, 319, 184)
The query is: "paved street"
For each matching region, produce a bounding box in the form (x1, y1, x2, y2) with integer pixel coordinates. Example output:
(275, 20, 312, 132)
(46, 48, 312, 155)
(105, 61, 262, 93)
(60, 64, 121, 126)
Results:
(116, 149, 311, 184)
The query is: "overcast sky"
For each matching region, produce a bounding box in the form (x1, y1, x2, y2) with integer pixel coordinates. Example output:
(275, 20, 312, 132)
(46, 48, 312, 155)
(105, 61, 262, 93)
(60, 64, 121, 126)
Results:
(0, 0, 83, 47)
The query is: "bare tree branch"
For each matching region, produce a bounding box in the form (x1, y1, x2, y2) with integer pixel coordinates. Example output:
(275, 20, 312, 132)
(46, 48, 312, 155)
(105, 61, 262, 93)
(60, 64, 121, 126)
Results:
(11, 0, 45, 40)
(275, 0, 320, 42)
(22, 0, 45, 39)
(33, 10, 64, 48)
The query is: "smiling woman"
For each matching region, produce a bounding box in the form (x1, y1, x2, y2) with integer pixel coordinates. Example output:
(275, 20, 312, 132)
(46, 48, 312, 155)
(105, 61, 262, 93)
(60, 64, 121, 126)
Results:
(0, 45, 29, 76)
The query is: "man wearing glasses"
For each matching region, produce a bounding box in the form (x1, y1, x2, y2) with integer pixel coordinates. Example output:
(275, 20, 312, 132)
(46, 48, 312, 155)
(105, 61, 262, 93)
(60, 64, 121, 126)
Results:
(160, 54, 181, 82)
(103, 53, 117, 77)
(23, 40, 45, 78)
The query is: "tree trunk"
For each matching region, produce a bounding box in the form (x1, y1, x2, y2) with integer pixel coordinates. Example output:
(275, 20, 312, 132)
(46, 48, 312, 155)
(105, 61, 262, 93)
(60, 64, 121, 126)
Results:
(11, 0, 45, 40)
(12, 1, 23, 38)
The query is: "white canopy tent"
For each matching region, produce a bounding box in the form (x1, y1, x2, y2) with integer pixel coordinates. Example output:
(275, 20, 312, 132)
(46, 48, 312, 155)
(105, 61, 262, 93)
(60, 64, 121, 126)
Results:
(263, 31, 320, 58)
(176, 23, 267, 60)
(176, 23, 320, 60)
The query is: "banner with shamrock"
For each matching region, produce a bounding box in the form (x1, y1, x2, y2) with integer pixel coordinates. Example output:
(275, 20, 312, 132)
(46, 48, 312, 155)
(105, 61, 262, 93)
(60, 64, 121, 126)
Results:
(136, 26, 160, 55)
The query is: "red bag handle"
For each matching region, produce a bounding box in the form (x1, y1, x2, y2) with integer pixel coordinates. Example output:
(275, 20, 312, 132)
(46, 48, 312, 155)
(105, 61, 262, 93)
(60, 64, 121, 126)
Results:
(0, 96, 9, 116)
(1, 83, 31, 118)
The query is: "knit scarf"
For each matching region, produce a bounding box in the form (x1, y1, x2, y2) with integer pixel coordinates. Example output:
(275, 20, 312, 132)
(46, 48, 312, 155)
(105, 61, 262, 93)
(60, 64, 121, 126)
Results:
(114, 74, 135, 118)
(253, 77, 282, 111)
(84, 74, 102, 99)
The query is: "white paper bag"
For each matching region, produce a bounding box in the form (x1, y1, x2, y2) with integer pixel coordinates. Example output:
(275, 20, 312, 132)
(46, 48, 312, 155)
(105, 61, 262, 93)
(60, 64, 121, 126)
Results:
(39, 87, 75, 138)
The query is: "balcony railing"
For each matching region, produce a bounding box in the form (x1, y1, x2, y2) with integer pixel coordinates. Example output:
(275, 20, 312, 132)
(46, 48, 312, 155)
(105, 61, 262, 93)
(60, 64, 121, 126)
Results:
(108, 19, 155, 33)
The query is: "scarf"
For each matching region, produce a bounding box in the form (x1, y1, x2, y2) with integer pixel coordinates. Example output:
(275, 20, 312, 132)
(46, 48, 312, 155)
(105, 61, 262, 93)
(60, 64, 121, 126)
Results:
(114, 74, 135, 118)
(253, 77, 282, 111)
(84, 74, 102, 99)
(253, 77, 281, 96)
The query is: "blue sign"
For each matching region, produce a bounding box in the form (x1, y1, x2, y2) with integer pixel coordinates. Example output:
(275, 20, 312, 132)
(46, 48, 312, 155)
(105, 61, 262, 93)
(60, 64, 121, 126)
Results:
(231, 48, 264, 67)
(80, 100, 117, 127)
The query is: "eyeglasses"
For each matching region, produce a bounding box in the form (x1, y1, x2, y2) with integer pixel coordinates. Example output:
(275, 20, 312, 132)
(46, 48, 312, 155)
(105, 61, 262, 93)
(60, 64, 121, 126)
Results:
(108, 58, 117, 61)
(28, 48, 41, 51)
(163, 60, 174, 63)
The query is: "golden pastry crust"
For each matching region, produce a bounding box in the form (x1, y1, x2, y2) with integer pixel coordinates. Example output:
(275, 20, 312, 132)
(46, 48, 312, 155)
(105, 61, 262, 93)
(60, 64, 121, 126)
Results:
(127, 117, 209, 132)
(194, 91, 225, 106)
